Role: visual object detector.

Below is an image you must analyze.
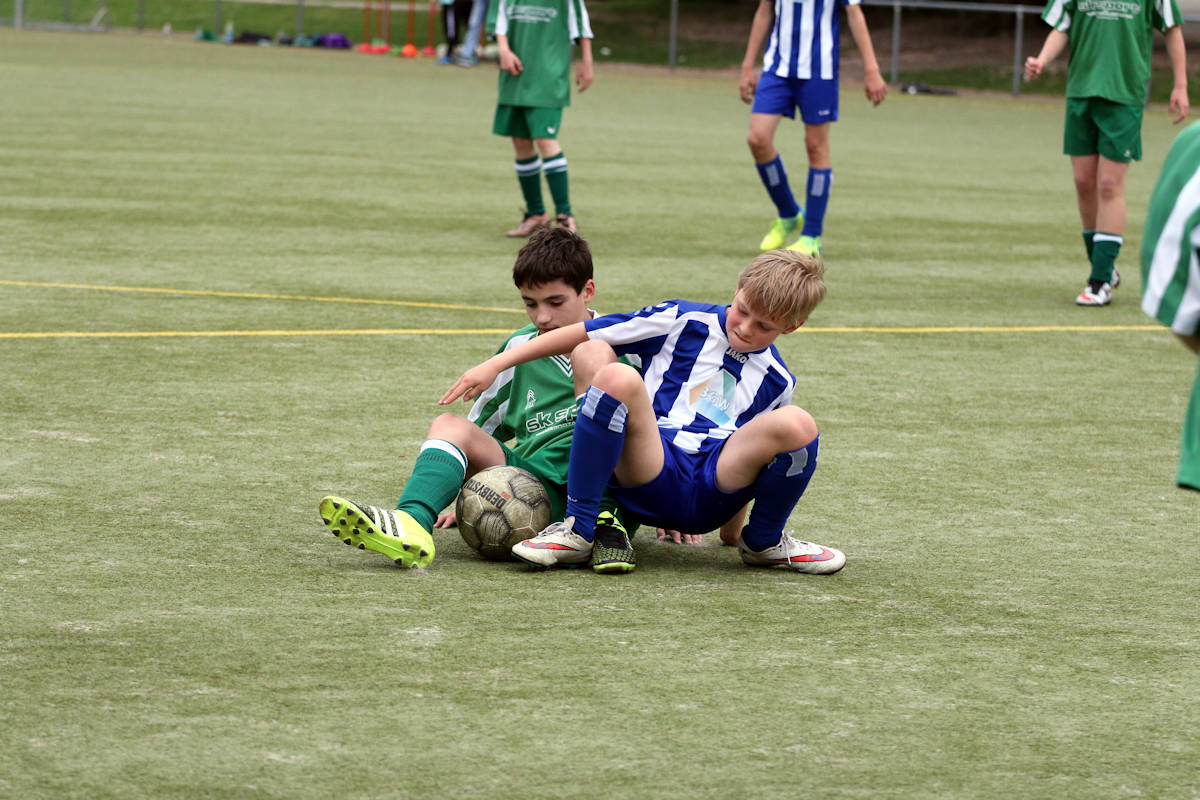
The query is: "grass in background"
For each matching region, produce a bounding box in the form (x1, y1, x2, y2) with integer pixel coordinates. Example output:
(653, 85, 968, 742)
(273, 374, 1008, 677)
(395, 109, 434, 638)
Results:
(2, 28, 1198, 800)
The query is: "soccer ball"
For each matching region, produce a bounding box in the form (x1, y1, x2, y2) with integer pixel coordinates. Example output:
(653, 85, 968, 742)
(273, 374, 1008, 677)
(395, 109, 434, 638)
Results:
(456, 465, 552, 561)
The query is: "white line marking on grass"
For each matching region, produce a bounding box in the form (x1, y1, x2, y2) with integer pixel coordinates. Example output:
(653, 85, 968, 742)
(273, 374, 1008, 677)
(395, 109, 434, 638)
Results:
(0, 280, 524, 315)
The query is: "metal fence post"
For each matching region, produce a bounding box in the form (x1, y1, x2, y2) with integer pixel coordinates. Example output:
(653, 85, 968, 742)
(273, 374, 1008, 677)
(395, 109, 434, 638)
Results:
(668, 0, 678, 70)
(296, 0, 304, 38)
(214, 0, 222, 36)
(890, 0, 901, 85)
(1011, 7, 1025, 95)
(137, 0, 144, 30)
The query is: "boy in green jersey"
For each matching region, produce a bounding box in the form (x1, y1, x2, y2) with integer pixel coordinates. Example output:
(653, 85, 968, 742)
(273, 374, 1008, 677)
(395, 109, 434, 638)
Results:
(1025, 0, 1189, 307)
(1140, 121, 1200, 492)
(318, 227, 635, 570)
(492, 0, 594, 238)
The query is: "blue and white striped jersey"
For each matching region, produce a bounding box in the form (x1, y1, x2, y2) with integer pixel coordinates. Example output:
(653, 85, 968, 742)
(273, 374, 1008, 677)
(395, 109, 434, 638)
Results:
(584, 300, 797, 455)
(762, 0, 858, 81)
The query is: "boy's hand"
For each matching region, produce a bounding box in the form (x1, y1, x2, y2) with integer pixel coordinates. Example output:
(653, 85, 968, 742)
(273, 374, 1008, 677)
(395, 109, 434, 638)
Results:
(739, 65, 758, 104)
(441, 360, 501, 405)
(1170, 87, 1190, 123)
(1024, 56, 1045, 81)
(576, 61, 594, 93)
(500, 48, 522, 76)
(656, 528, 703, 546)
(434, 510, 457, 529)
(864, 67, 887, 106)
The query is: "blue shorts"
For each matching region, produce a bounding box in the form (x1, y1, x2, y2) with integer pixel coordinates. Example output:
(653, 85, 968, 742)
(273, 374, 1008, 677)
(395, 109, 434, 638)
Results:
(751, 71, 839, 125)
(609, 433, 757, 535)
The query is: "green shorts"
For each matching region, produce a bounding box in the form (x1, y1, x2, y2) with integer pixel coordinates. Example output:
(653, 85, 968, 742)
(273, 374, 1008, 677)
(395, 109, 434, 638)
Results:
(493, 104, 563, 140)
(499, 442, 568, 522)
(1063, 97, 1143, 163)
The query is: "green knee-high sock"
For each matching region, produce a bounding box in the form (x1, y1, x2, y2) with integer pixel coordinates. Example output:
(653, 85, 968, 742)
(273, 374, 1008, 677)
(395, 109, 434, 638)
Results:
(1090, 232, 1122, 284)
(1082, 229, 1095, 261)
(542, 152, 570, 216)
(396, 440, 468, 531)
(515, 155, 545, 216)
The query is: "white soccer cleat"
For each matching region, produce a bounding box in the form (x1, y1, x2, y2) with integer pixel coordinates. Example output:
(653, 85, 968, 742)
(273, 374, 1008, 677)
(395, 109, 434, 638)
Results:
(738, 533, 846, 574)
(511, 516, 592, 568)
(1075, 280, 1113, 307)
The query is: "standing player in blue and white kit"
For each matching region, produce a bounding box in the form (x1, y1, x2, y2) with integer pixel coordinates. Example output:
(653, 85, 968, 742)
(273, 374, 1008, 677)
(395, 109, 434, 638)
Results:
(441, 249, 845, 574)
(740, 0, 888, 256)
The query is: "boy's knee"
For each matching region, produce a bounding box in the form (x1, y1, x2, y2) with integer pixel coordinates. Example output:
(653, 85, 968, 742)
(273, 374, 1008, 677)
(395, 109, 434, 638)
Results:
(747, 131, 772, 160)
(590, 361, 642, 401)
(777, 406, 818, 448)
(1096, 175, 1125, 201)
(427, 412, 471, 439)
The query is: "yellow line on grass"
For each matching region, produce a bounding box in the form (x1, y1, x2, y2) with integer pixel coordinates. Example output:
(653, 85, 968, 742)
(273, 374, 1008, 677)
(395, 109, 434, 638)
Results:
(806, 324, 1163, 333)
(0, 329, 513, 339)
(0, 325, 1164, 340)
(0, 279, 524, 315)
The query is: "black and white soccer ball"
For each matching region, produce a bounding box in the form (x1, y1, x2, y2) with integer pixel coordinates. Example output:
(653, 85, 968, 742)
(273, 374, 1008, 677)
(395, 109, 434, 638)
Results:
(456, 465, 552, 561)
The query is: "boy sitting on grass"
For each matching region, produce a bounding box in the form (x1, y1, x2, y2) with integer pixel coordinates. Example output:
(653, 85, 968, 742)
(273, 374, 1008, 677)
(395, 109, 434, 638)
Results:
(318, 227, 633, 570)
(441, 249, 845, 574)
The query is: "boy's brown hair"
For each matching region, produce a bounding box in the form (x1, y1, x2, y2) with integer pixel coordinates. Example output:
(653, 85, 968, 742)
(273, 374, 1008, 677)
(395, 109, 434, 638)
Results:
(512, 227, 594, 292)
(737, 250, 827, 328)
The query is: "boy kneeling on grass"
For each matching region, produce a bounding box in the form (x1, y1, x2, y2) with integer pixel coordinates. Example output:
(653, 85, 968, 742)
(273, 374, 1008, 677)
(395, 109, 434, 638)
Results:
(442, 249, 845, 574)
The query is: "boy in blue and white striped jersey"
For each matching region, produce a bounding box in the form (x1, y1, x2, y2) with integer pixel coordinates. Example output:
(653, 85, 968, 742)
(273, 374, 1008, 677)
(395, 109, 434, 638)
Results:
(740, 0, 887, 256)
(441, 249, 846, 574)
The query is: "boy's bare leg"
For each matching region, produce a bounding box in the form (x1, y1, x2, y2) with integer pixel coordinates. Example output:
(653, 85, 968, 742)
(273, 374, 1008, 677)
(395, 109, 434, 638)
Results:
(714, 405, 817, 492)
(803, 122, 831, 169)
(572, 351, 665, 488)
(426, 413, 507, 475)
(1071, 154, 1099, 229)
(1094, 156, 1129, 235)
(747, 112, 784, 163)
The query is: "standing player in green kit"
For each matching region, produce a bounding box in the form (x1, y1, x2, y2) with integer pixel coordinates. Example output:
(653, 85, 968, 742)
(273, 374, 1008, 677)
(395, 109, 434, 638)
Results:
(1025, 0, 1189, 307)
(1140, 121, 1200, 492)
(493, 0, 594, 239)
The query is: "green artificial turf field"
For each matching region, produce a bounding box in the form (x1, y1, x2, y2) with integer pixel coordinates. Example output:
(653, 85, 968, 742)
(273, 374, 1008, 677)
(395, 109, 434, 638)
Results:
(2, 28, 1197, 800)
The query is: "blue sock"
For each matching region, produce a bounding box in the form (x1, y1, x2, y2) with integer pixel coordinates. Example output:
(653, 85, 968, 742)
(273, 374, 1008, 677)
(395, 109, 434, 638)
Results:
(755, 155, 801, 220)
(564, 387, 628, 541)
(740, 436, 819, 551)
(800, 168, 832, 238)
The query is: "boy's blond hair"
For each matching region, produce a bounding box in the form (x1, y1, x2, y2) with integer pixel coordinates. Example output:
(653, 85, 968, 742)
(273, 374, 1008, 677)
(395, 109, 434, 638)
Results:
(737, 250, 827, 328)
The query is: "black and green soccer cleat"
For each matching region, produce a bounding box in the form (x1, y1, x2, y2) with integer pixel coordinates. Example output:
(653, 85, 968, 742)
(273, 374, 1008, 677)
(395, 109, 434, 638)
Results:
(591, 510, 636, 574)
(318, 496, 435, 568)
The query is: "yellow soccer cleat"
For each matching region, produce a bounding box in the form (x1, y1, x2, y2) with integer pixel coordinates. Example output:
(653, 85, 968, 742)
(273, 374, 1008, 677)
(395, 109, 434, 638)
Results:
(759, 216, 800, 251)
(319, 496, 435, 568)
(786, 234, 822, 256)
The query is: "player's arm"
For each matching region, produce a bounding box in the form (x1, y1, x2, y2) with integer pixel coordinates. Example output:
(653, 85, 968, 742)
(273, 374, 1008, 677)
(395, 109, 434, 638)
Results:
(845, 4, 887, 106)
(739, 1, 774, 104)
(497, 33, 522, 75)
(441, 322, 590, 405)
(1024, 29, 1068, 80)
(576, 36, 594, 92)
(1165, 25, 1189, 123)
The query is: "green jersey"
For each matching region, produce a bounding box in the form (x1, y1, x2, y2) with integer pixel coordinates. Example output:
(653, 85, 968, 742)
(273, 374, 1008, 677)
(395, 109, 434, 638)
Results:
(1042, 0, 1181, 106)
(467, 323, 581, 488)
(494, 0, 593, 109)
(1140, 121, 1200, 491)
(1142, 120, 1200, 335)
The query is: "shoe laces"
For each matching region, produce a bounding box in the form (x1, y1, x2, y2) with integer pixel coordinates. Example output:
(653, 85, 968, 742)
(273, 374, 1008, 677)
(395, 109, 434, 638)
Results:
(535, 516, 576, 539)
